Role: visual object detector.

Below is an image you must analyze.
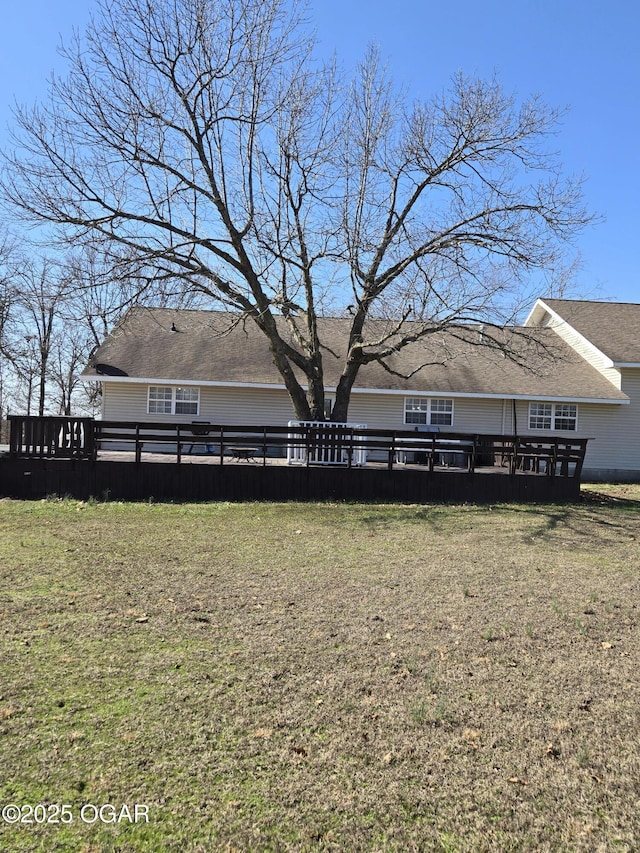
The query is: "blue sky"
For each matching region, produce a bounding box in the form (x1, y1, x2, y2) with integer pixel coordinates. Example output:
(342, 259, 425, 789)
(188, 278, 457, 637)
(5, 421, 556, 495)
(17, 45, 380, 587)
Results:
(1, 0, 638, 303)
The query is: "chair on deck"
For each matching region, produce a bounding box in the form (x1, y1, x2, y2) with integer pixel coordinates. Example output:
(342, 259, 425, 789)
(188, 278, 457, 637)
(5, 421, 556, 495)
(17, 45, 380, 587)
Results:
(406, 425, 439, 466)
(187, 421, 215, 454)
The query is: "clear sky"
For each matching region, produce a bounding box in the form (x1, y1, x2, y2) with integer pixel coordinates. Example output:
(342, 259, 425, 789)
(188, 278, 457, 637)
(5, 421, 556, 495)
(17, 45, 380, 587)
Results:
(0, 0, 638, 304)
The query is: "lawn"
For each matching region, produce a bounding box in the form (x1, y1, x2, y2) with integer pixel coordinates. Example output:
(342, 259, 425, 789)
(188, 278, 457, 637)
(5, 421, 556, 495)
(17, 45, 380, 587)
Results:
(1, 488, 639, 852)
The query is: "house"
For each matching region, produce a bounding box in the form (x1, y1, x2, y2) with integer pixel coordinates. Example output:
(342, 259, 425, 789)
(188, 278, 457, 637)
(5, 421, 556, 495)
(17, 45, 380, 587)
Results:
(81, 299, 640, 481)
(524, 298, 640, 480)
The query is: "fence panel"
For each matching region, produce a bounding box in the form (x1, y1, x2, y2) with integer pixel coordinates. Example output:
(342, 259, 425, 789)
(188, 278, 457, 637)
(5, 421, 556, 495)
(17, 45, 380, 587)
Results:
(8, 417, 588, 480)
(287, 421, 368, 466)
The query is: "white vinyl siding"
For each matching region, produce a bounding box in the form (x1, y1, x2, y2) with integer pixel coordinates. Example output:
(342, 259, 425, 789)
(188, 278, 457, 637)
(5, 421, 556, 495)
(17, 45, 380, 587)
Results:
(344, 394, 503, 433)
(512, 391, 635, 475)
(582, 369, 640, 475)
(102, 382, 150, 420)
(103, 383, 296, 425)
(99, 379, 640, 476)
(197, 386, 296, 424)
(103, 384, 505, 433)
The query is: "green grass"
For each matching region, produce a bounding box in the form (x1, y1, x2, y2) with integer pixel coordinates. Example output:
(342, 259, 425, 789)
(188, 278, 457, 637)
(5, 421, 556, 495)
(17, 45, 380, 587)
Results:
(1, 488, 639, 851)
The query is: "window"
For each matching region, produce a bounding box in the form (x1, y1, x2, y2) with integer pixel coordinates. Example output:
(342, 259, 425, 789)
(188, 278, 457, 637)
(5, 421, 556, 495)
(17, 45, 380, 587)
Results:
(405, 398, 429, 424)
(175, 387, 199, 415)
(429, 398, 454, 425)
(528, 402, 552, 430)
(404, 397, 453, 427)
(148, 386, 199, 416)
(554, 403, 578, 431)
(148, 386, 173, 415)
(528, 402, 577, 431)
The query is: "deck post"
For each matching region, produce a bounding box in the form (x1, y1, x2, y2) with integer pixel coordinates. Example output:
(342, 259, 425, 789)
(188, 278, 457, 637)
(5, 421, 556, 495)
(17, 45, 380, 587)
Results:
(574, 440, 586, 479)
(469, 436, 477, 473)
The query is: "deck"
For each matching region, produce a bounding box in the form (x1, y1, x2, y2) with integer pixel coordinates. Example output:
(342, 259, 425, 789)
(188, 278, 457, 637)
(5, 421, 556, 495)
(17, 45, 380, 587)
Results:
(1, 416, 587, 503)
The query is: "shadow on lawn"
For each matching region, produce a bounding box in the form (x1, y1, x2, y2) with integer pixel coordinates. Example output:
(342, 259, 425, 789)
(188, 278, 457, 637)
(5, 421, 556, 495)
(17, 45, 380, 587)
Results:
(366, 495, 639, 546)
(522, 496, 639, 545)
(580, 489, 640, 509)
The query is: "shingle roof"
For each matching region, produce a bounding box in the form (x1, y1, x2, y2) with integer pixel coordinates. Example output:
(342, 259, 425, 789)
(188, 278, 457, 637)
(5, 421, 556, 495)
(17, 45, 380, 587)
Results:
(82, 306, 628, 402)
(537, 298, 640, 365)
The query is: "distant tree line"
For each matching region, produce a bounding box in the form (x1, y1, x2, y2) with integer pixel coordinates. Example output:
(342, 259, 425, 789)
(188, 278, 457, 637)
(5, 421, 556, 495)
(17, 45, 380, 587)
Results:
(0, 239, 98, 423)
(0, 231, 204, 433)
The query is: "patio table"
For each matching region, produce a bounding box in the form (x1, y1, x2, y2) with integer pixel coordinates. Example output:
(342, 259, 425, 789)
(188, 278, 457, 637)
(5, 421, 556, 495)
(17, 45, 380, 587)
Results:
(228, 446, 258, 462)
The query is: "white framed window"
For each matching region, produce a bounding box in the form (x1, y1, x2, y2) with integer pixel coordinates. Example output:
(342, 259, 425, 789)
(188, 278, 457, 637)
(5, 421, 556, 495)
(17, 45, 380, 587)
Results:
(148, 386, 173, 414)
(429, 398, 454, 425)
(175, 387, 199, 415)
(148, 385, 199, 416)
(528, 402, 552, 430)
(553, 403, 578, 431)
(528, 402, 577, 431)
(405, 398, 429, 424)
(404, 397, 453, 427)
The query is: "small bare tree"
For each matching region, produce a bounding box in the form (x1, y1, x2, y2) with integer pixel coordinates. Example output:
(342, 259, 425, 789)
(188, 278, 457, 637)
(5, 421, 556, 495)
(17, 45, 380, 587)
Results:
(0, 230, 19, 433)
(8, 259, 73, 416)
(0, 229, 16, 357)
(48, 328, 93, 415)
(1, 0, 592, 421)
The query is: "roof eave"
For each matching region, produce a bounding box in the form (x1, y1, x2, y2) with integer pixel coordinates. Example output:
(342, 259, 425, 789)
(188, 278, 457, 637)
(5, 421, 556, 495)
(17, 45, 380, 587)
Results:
(523, 299, 548, 326)
(82, 373, 629, 404)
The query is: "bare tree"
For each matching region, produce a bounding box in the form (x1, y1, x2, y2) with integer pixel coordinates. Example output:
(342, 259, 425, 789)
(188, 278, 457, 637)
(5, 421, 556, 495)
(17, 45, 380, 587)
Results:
(62, 245, 207, 352)
(1, 0, 592, 421)
(62, 248, 147, 353)
(54, 248, 160, 414)
(0, 230, 18, 435)
(48, 328, 94, 415)
(8, 259, 74, 416)
(0, 229, 16, 357)
(0, 240, 105, 417)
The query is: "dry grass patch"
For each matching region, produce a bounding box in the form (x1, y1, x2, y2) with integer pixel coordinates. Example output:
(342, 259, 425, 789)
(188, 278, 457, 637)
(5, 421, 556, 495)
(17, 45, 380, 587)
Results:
(0, 488, 639, 851)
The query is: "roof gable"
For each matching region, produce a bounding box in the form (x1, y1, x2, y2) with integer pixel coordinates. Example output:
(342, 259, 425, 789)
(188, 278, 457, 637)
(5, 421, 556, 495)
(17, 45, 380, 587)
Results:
(530, 298, 640, 366)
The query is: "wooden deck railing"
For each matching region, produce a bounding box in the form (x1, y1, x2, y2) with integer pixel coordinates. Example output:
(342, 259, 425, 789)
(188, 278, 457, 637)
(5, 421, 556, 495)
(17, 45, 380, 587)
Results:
(8, 415, 95, 460)
(7, 416, 588, 478)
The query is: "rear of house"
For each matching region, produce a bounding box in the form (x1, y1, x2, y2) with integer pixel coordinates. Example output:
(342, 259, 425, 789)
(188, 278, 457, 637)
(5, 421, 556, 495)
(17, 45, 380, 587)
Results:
(83, 299, 640, 480)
